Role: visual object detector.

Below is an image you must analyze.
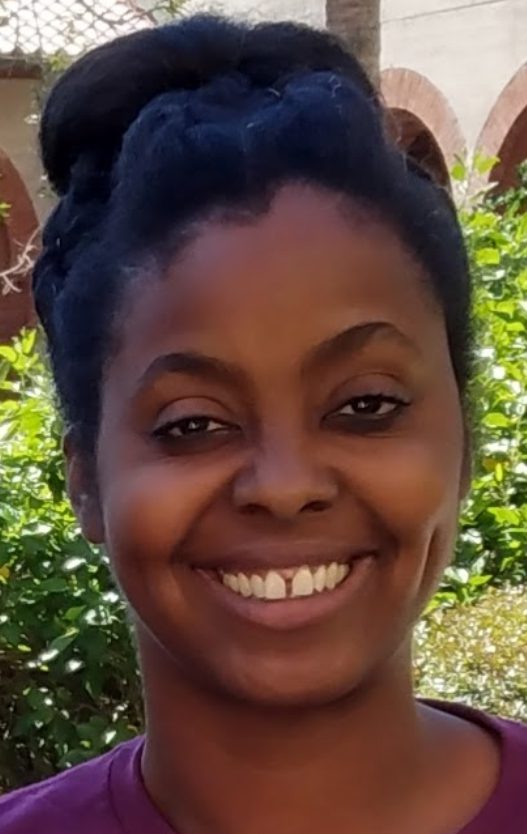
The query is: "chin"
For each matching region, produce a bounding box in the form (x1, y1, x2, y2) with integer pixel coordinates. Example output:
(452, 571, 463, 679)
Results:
(204, 647, 373, 709)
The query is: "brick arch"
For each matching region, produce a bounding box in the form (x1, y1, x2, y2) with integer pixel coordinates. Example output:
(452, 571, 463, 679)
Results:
(388, 107, 451, 187)
(381, 68, 466, 179)
(0, 148, 39, 343)
(476, 64, 527, 191)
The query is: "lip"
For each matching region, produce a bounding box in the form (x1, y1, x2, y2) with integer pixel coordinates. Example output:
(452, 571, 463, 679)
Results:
(193, 554, 376, 631)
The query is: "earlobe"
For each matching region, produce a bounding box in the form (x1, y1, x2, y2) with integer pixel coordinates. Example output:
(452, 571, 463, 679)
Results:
(76, 491, 105, 544)
(63, 429, 105, 544)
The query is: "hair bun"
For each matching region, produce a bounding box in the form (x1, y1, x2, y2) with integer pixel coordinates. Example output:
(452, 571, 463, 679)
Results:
(39, 14, 377, 195)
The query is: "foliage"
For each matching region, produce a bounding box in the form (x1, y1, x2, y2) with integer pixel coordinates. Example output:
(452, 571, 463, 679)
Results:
(0, 169, 526, 790)
(434, 161, 527, 608)
(415, 585, 527, 722)
(0, 332, 142, 792)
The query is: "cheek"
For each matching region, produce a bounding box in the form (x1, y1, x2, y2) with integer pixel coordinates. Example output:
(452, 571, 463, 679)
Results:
(99, 458, 234, 575)
(346, 431, 463, 553)
(380, 442, 459, 534)
(334, 431, 462, 628)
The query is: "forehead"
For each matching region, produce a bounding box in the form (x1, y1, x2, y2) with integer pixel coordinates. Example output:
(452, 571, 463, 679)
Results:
(114, 185, 444, 374)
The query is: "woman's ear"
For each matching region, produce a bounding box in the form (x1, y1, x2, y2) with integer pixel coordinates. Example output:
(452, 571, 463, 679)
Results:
(63, 429, 105, 544)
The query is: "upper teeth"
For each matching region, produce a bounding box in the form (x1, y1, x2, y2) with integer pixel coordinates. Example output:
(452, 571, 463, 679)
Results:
(221, 562, 350, 601)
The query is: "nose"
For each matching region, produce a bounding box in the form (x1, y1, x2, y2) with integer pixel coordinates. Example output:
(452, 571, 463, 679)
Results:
(232, 435, 339, 521)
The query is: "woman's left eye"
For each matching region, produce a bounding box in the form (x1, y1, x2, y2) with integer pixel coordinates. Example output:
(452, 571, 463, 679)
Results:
(326, 393, 411, 430)
(336, 394, 407, 418)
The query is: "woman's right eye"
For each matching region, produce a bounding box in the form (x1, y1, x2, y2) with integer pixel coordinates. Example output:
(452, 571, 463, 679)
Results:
(153, 415, 236, 440)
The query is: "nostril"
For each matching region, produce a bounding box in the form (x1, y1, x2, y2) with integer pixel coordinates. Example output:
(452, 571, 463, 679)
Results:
(238, 499, 329, 518)
(303, 500, 331, 513)
(240, 503, 264, 516)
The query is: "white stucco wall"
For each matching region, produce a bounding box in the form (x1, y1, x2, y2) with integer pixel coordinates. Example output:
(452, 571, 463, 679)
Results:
(381, 0, 527, 149)
(212, 0, 324, 25)
(142, 0, 325, 26)
(0, 78, 54, 222)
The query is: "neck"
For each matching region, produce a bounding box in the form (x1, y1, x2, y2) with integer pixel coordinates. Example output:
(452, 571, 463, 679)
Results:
(139, 633, 431, 834)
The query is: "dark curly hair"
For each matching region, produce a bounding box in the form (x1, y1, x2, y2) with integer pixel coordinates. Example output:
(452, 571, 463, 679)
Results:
(33, 13, 471, 455)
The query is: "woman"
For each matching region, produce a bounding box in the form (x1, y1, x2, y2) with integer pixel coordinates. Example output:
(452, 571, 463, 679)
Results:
(1, 13, 526, 834)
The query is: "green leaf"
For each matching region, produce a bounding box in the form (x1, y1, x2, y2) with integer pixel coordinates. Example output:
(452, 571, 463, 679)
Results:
(0, 346, 17, 363)
(482, 412, 510, 428)
(451, 159, 467, 181)
(0, 622, 22, 645)
(476, 247, 501, 266)
(64, 606, 87, 622)
(473, 153, 499, 176)
(40, 578, 71, 593)
(48, 630, 79, 655)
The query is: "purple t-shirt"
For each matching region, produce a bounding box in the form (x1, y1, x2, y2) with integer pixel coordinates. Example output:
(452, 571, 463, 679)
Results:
(1, 702, 526, 833)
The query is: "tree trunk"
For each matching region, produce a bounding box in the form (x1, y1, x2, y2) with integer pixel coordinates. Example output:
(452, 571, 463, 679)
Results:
(326, 0, 381, 88)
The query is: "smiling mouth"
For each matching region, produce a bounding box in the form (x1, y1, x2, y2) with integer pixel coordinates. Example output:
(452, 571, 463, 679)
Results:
(209, 561, 355, 602)
(192, 553, 376, 629)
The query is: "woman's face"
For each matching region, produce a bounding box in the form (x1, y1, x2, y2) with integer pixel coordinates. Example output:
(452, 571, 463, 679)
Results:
(79, 185, 466, 706)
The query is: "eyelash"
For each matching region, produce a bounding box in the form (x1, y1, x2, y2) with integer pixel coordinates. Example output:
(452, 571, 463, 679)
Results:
(152, 394, 410, 444)
(330, 393, 410, 423)
(153, 416, 237, 440)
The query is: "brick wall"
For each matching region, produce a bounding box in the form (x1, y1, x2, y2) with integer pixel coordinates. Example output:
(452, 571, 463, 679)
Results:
(0, 148, 38, 344)
(476, 65, 527, 193)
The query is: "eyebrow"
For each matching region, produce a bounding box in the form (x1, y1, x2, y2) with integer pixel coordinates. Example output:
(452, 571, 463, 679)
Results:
(133, 322, 417, 396)
(134, 351, 249, 396)
(302, 321, 419, 374)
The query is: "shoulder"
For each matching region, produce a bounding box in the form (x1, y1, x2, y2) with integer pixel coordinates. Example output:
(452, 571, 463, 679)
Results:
(0, 737, 143, 834)
(496, 712, 527, 745)
(424, 698, 527, 750)
(492, 711, 527, 770)
(442, 700, 527, 759)
(473, 710, 527, 822)
(426, 699, 527, 825)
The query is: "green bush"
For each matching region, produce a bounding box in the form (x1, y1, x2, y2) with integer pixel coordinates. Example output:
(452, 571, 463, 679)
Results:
(0, 170, 526, 790)
(0, 332, 141, 791)
(438, 163, 527, 606)
(415, 585, 527, 722)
